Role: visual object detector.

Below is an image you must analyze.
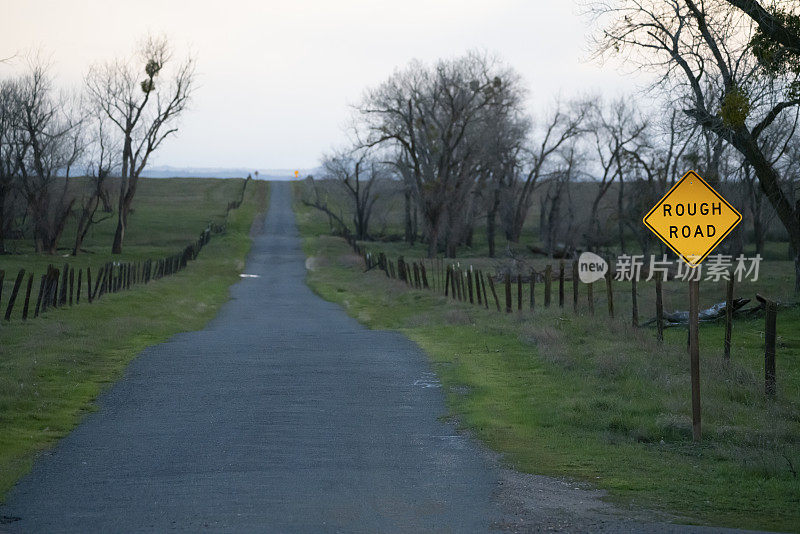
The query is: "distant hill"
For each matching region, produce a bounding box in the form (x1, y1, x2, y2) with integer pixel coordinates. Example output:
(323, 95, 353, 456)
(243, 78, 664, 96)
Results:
(140, 166, 320, 180)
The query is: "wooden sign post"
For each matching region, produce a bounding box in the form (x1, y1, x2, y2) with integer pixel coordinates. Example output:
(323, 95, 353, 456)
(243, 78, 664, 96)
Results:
(643, 170, 743, 444)
(688, 278, 701, 442)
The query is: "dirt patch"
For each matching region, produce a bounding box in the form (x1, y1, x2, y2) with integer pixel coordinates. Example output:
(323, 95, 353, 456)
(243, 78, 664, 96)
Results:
(490, 466, 684, 532)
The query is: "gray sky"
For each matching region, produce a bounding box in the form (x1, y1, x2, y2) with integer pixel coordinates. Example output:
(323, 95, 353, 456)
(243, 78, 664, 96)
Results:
(2, 0, 646, 170)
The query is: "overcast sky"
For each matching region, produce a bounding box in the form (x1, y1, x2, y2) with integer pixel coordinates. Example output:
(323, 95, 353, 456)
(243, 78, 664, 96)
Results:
(2, 0, 648, 171)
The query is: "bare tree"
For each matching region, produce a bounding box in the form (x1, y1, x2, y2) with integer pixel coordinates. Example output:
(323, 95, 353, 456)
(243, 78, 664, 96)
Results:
(358, 52, 526, 257)
(501, 101, 586, 248)
(591, 0, 800, 291)
(583, 96, 648, 251)
(86, 35, 195, 254)
(312, 147, 385, 241)
(0, 77, 20, 254)
(618, 107, 702, 255)
(73, 117, 118, 255)
(540, 143, 583, 256)
(14, 59, 84, 253)
(481, 110, 529, 257)
(301, 175, 353, 241)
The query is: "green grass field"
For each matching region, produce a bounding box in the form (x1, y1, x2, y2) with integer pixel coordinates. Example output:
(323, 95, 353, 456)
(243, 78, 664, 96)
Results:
(293, 182, 800, 532)
(0, 177, 268, 500)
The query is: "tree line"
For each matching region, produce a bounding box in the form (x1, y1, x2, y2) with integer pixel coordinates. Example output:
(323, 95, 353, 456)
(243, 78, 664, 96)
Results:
(0, 35, 195, 255)
(304, 0, 800, 293)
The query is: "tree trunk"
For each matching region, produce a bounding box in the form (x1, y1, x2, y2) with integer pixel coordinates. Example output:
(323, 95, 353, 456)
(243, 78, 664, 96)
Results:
(46, 200, 74, 255)
(404, 189, 414, 245)
(112, 186, 134, 254)
(732, 129, 800, 292)
(112, 216, 125, 254)
(446, 239, 457, 259)
(795, 251, 800, 295)
(114, 140, 132, 254)
(753, 217, 765, 256)
(487, 187, 500, 258)
(355, 210, 365, 241)
(73, 195, 99, 255)
(426, 223, 439, 258)
(617, 178, 626, 253)
(727, 222, 744, 258)
(0, 187, 6, 254)
(412, 204, 418, 244)
(588, 195, 602, 251)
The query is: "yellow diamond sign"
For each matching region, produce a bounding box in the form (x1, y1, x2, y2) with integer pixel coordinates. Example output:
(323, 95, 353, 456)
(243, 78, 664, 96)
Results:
(643, 170, 741, 267)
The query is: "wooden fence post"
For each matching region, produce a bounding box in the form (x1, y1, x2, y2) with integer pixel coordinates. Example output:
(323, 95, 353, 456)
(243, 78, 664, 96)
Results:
(93, 266, 101, 300)
(587, 281, 594, 316)
(505, 272, 512, 313)
(724, 277, 734, 360)
(22, 273, 33, 320)
(475, 270, 482, 306)
(544, 265, 552, 307)
(69, 267, 75, 305)
(517, 272, 522, 311)
(467, 268, 475, 304)
(488, 275, 501, 311)
(631, 278, 639, 327)
(50, 267, 59, 308)
(34, 275, 46, 318)
(529, 268, 535, 310)
(572, 260, 579, 312)
(60, 263, 68, 305)
(558, 261, 565, 308)
(480, 271, 489, 309)
(440, 259, 444, 294)
(96, 266, 106, 299)
(4, 269, 25, 321)
(46, 267, 57, 308)
(764, 297, 777, 397)
(447, 265, 457, 300)
(605, 270, 614, 318)
(87, 267, 93, 303)
(77, 269, 83, 304)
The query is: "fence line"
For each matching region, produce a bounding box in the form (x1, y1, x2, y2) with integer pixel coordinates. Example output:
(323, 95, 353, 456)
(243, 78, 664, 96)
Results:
(0, 183, 249, 325)
(357, 244, 782, 401)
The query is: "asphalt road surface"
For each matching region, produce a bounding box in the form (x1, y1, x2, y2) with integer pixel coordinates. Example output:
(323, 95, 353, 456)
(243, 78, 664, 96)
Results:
(1, 183, 757, 533)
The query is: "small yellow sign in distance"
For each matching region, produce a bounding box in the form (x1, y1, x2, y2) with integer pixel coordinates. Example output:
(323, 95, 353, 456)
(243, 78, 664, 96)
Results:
(643, 170, 741, 267)
(294, 170, 299, 178)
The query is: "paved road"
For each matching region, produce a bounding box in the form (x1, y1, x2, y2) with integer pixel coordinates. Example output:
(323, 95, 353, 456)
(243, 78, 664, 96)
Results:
(1, 183, 756, 533)
(2, 183, 508, 532)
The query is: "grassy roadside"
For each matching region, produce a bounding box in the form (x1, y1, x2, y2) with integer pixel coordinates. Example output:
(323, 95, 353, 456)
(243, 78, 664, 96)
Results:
(0, 178, 268, 500)
(293, 186, 799, 532)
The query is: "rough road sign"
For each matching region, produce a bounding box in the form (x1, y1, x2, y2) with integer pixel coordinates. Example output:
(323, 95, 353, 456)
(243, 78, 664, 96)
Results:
(643, 170, 741, 267)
